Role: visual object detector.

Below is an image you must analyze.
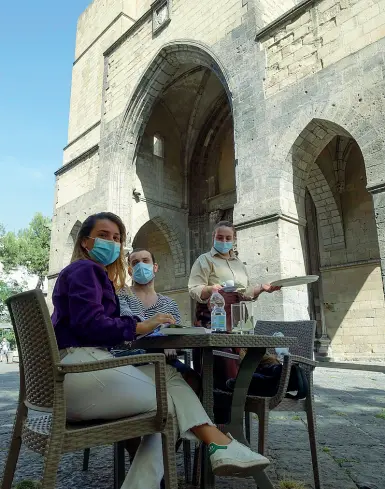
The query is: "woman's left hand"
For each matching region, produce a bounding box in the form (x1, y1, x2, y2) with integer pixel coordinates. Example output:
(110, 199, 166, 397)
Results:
(261, 284, 281, 293)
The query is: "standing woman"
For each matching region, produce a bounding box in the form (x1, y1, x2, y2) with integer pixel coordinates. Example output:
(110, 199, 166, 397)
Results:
(52, 212, 269, 489)
(188, 221, 280, 390)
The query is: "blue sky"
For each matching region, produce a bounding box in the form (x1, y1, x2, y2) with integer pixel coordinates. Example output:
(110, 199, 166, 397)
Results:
(0, 0, 91, 232)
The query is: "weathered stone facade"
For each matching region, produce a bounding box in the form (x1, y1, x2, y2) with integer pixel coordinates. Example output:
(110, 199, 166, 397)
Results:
(49, 0, 385, 360)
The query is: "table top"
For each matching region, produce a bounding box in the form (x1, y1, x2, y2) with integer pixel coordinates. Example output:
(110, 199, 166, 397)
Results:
(133, 333, 297, 349)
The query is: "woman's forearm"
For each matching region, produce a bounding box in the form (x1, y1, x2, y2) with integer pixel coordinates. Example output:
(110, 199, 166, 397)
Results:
(252, 283, 281, 299)
(136, 320, 153, 335)
(200, 285, 213, 300)
(253, 284, 264, 299)
(135, 312, 176, 336)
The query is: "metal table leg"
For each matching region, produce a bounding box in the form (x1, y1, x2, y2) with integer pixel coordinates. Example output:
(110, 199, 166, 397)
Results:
(114, 441, 126, 489)
(227, 347, 266, 446)
(226, 347, 277, 489)
(201, 347, 215, 489)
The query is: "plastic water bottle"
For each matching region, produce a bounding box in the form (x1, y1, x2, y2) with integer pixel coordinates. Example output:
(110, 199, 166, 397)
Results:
(210, 292, 226, 332)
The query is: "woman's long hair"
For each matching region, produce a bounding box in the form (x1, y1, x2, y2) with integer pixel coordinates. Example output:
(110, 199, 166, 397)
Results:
(71, 212, 127, 290)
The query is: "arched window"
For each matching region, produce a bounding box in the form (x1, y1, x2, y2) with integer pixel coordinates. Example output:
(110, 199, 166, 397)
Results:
(153, 134, 164, 158)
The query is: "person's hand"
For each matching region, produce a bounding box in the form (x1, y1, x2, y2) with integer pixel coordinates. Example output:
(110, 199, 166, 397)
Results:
(150, 312, 176, 328)
(136, 313, 176, 335)
(209, 284, 223, 294)
(201, 284, 223, 301)
(165, 349, 178, 359)
(261, 284, 281, 293)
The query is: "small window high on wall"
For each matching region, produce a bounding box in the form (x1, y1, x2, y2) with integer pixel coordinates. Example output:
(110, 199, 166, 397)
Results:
(153, 134, 164, 158)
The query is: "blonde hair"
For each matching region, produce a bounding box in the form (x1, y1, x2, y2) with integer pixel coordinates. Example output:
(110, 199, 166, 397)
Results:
(71, 212, 127, 290)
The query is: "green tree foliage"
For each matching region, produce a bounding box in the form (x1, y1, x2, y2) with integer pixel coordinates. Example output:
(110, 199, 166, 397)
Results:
(0, 280, 23, 322)
(0, 213, 51, 289)
(3, 330, 16, 350)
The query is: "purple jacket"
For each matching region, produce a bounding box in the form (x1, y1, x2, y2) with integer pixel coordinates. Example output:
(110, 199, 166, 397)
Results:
(52, 260, 137, 349)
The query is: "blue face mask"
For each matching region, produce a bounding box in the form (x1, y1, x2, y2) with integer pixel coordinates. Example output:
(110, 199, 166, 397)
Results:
(214, 240, 233, 255)
(88, 238, 121, 266)
(133, 262, 155, 285)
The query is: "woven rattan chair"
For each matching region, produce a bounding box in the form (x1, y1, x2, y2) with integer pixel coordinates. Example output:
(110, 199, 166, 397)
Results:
(83, 349, 195, 488)
(243, 320, 321, 489)
(2, 289, 178, 489)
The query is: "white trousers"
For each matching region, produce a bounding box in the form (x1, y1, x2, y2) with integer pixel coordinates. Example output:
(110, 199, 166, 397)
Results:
(61, 347, 213, 489)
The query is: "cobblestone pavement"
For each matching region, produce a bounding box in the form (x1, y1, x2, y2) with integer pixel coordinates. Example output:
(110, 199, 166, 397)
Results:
(0, 362, 384, 488)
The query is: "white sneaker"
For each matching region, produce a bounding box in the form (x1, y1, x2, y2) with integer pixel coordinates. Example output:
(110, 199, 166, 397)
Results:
(209, 434, 270, 477)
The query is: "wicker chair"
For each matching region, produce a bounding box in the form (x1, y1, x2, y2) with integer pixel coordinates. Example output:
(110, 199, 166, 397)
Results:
(2, 289, 178, 489)
(83, 349, 195, 488)
(244, 320, 321, 489)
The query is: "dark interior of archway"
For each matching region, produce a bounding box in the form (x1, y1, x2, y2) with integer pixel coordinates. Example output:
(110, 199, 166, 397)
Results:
(298, 132, 382, 355)
(135, 64, 236, 268)
(132, 220, 175, 291)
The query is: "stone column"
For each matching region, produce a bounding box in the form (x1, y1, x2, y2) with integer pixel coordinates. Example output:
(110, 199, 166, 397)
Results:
(234, 212, 310, 324)
(370, 183, 385, 296)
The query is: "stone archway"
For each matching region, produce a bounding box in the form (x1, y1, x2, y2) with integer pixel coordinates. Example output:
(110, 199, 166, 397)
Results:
(306, 162, 345, 250)
(106, 41, 233, 226)
(132, 219, 176, 292)
(279, 116, 384, 359)
(131, 213, 186, 278)
(62, 220, 82, 267)
(111, 41, 236, 324)
(281, 119, 351, 222)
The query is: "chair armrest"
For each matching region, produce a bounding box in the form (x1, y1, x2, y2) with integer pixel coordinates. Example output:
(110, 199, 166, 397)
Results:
(213, 350, 241, 361)
(57, 354, 169, 429)
(56, 353, 166, 374)
(290, 355, 316, 368)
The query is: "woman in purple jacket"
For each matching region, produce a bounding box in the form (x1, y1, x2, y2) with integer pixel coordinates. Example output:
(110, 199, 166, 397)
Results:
(52, 212, 269, 489)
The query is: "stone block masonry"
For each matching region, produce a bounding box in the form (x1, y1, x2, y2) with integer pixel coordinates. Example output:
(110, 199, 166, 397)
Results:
(56, 149, 99, 208)
(103, 0, 249, 125)
(50, 0, 385, 361)
(260, 0, 385, 97)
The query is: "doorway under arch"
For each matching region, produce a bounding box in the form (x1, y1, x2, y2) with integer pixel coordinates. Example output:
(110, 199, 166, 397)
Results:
(288, 119, 384, 360)
(122, 43, 237, 324)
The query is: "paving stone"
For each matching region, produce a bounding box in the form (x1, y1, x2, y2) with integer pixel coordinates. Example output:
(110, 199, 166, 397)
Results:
(0, 363, 384, 488)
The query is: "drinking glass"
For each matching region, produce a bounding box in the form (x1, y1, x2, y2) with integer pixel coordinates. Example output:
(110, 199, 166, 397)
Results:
(231, 304, 243, 334)
(240, 301, 255, 335)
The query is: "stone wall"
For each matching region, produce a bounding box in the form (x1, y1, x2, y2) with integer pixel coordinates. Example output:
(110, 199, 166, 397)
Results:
(56, 150, 100, 208)
(50, 0, 385, 359)
(135, 103, 184, 209)
(75, 0, 136, 58)
(136, 0, 151, 18)
(67, 14, 134, 143)
(316, 140, 383, 358)
(218, 129, 236, 194)
(258, 0, 297, 26)
(340, 145, 380, 263)
(322, 264, 385, 359)
(261, 0, 385, 97)
(103, 0, 248, 124)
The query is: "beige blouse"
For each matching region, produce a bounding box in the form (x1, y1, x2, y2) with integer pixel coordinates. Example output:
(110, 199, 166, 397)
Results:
(188, 247, 256, 303)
